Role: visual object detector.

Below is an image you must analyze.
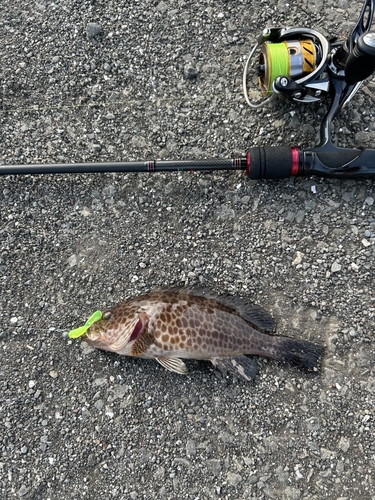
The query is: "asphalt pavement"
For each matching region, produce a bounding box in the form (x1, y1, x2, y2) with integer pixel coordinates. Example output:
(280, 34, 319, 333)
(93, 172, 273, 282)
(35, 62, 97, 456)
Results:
(1, 1, 374, 499)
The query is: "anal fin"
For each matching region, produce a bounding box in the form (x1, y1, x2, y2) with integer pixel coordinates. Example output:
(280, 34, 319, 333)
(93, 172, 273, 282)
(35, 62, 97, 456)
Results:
(156, 357, 188, 374)
(211, 355, 258, 381)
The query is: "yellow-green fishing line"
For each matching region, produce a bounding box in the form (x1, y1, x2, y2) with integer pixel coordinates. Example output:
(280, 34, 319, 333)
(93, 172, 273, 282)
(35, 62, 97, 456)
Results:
(68, 310, 103, 339)
(264, 42, 290, 94)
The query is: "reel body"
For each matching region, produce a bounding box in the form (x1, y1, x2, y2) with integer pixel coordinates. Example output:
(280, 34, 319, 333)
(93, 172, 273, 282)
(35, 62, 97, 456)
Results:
(244, 0, 375, 108)
(240, 0, 375, 180)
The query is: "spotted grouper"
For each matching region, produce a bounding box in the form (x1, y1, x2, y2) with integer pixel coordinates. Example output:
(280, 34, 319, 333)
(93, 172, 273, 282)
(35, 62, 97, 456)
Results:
(68, 287, 324, 381)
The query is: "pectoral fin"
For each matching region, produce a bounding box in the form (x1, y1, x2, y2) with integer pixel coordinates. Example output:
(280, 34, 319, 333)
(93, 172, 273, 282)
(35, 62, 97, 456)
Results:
(156, 357, 188, 374)
(211, 355, 258, 381)
(130, 333, 154, 356)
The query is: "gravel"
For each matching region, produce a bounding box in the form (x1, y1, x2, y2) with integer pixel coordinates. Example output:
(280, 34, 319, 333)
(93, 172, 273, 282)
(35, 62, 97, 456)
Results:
(1, 0, 375, 499)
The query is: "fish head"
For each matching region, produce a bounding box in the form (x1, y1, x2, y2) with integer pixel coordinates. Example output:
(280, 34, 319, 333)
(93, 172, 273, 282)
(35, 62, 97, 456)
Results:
(84, 305, 144, 353)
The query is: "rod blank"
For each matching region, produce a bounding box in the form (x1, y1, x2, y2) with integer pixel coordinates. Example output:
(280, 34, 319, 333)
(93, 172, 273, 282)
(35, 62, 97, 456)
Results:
(0, 158, 247, 176)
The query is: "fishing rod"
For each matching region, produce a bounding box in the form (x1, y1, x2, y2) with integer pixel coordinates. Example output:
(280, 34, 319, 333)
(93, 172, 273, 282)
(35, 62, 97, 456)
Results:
(2, 0, 375, 180)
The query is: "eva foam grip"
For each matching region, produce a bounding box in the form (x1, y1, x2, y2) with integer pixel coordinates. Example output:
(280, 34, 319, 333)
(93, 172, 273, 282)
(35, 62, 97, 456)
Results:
(247, 146, 296, 179)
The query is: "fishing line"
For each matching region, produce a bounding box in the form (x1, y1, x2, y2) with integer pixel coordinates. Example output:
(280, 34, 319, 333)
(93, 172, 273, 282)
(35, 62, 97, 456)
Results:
(261, 42, 290, 96)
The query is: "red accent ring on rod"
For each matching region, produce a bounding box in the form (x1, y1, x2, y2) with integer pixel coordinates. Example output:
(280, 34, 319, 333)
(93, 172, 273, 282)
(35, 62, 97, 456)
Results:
(246, 151, 251, 176)
(291, 147, 300, 176)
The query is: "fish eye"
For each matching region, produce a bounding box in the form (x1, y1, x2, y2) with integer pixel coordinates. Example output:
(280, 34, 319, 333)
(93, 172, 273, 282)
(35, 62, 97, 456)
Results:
(102, 311, 112, 320)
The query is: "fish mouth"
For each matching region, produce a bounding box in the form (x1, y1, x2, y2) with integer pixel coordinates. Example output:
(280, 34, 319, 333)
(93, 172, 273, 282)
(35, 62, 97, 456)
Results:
(84, 322, 116, 345)
(84, 326, 103, 342)
(84, 325, 109, 349)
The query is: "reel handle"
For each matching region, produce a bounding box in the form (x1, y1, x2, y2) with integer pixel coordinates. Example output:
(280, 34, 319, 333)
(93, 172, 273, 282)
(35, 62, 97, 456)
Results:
(345, 32, 375, 84)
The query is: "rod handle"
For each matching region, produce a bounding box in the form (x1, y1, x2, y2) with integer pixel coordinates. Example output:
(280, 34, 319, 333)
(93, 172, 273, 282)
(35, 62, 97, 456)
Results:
(345, 32, 375, 84)
(246, 146, 299, 179)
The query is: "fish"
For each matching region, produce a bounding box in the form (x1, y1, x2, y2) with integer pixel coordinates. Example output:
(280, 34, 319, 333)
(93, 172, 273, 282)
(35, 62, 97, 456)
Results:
(77, 287, 324, 381)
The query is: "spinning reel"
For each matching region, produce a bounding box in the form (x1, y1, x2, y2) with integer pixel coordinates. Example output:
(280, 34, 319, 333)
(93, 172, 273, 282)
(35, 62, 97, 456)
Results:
(244, 0, 375, 109)
(244, 27, 330, 105)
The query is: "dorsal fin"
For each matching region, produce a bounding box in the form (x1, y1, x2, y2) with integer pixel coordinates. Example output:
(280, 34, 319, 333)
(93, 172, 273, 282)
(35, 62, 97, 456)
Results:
(159, 285, 276, 333)
(223, 298, 276, 333)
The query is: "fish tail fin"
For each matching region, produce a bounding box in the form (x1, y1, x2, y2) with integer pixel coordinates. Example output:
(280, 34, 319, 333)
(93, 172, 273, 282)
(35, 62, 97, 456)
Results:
(274, 337, 324, 370)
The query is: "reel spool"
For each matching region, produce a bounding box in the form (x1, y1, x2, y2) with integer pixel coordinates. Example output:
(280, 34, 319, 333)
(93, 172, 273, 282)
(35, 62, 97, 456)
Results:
(258, 39, 318, 96)
(244, 27, 330, 107)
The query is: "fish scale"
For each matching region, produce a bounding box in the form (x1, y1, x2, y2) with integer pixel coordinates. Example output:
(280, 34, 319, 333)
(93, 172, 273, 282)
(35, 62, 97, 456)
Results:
(81, 287, 324, 381)
(149, 299, 271, 359)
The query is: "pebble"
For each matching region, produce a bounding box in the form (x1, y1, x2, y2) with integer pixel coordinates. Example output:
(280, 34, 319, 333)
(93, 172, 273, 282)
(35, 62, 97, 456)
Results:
(86, 22, 102, 39)
(94, 399, 104, 410)
(17, 485, 28, 497)
(103, 185, 116, 197)
(338, 437, 350, 452)
(185, 67, 199, 80)
(156, 1, 168, 13)
(283, 486, 301, 499)
(207, 459, 222, 474)
(331, 261, 342, 272)
(93, 378, 108, 387)
(186, 439, 196, 458)
(248, 474, 259, 484)
(226, 472, 242, 486)
(292, 251, 303, 266)
(81, 208, 91, 217)
(295, 210, 305, 223)
(67, 254, 78, 267)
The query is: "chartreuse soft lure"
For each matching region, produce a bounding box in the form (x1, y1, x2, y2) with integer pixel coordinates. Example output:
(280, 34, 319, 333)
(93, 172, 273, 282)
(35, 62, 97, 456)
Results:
(68, 310, 103, 339)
